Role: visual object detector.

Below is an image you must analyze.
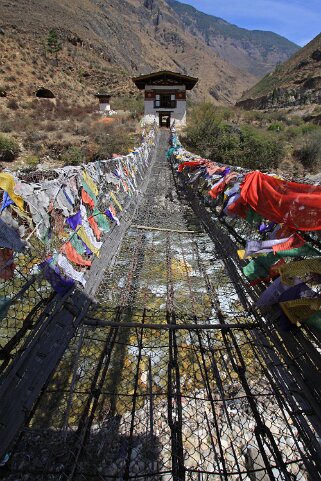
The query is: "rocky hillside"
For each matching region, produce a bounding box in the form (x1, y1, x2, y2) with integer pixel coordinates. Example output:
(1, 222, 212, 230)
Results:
(237, 33, 321, 114)
(0, 0, 299, 106)
(0, 0, 250, 106)
(167, 0, 299, 78)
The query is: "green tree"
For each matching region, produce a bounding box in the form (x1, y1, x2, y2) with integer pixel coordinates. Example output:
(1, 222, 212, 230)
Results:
(46, 29, 62, 66)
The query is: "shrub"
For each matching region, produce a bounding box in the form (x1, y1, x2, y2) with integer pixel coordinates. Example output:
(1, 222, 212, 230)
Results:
(0, 121, 12, 133)
(7, 99, 19, 110)
(249, 110, 266, 122)
(43, 121, 56, 132)
(183, 103, 285, 170)
(24, 155, 40, 167)
(29, 99, 55, 119)
(0, 134, 19, 161)
(286, 116, 302, 127)
(62, 146, 85, 166)
(111, 96, 144, 116)
(4, 75, 16, 82)
(238, 125, 285, 170)
(267, 123, 284, 132)
(301, 124, 320, 135)
(266, 111, 287, 123)
(87, 117, 137, 159)
(284, 127, 301, 140)
(183, 103, 225, 158)
(296, 131, 321, 170)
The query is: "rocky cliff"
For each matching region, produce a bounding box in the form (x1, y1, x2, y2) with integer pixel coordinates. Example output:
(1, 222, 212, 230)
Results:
(237, 33, 321, 113)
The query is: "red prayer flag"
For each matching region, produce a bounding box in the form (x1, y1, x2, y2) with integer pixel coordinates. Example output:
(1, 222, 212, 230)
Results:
(272, 234, 305, 253)
(62, 242, 92, 267)
(239, 171, 321, 231)
(177, 160, 206, 173)
(88, 215, 101, 241)
(81, 188, 95, 209)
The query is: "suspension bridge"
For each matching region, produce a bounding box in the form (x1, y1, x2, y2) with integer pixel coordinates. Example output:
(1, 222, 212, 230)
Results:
(0, 128, 320, 481)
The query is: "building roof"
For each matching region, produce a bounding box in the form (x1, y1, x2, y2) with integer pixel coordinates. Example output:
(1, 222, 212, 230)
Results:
(95, 93, 111, 99)
(132, 70, 198, 90)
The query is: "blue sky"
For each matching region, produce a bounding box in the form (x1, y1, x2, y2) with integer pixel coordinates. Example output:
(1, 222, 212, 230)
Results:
(178, 0, 321, 46)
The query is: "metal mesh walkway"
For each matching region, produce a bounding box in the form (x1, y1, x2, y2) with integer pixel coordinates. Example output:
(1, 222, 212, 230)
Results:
(1, 131, 321, 481)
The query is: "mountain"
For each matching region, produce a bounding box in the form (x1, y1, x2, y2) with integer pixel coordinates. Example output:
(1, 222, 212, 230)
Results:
(0, 0, 251, 106)
(237, 33, 321, 111)
(167, 0, 299, 78)
(0, 0, 298, 106)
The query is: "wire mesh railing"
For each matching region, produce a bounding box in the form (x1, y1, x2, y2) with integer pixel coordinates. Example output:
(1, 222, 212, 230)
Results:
(0, 127, 157, 375)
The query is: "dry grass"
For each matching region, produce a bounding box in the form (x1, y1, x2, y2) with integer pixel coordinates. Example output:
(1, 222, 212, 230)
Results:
(0, 29, 142, 169)
(0, 96, 141, 169)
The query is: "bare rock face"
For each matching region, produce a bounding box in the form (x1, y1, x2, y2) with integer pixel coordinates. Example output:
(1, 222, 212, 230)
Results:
(237, 84, 321, 110)
(238, 33, 321, 111)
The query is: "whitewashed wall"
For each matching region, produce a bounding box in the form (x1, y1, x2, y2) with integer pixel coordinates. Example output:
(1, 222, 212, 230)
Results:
(143, 83, 187, 127)
(99, 102, 111, 113)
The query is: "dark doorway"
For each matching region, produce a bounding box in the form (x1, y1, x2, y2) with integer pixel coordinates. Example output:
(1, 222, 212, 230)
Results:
(36, 88, 55, 98)
(159, 112, 171, 128)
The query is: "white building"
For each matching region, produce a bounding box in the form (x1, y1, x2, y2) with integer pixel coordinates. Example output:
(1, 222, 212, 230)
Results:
(95, 93, 111, 114)
(132, 71, 198, 128)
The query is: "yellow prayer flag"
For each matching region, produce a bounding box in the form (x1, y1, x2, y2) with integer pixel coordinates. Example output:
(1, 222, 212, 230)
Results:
(110, 191, 123, 212)
(0, 173, 24, 211)
(76, 226, 101, 257)
(82, 171, 99, 196)
(280, 298, 321, 325)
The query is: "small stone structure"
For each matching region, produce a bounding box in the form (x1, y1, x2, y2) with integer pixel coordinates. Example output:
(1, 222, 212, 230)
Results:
(95, 93, 111, 114)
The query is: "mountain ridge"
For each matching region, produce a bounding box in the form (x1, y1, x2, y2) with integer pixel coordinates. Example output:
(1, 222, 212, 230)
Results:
(167, 0, 299, 77)
(0, 0, 299, 106)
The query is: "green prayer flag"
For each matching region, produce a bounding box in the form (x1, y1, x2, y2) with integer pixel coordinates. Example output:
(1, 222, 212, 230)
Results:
(70, 233, 86, 255)
(93, 208, 110, 232)
(275, 244, 321, 258)
(246, 207, 263, 226)
(82, 179, 97, 205)
(243, 252, 277, 281)
(166, 147, 177, 159)
(244, 243, 321, 281)
(304, 311, 321, 332)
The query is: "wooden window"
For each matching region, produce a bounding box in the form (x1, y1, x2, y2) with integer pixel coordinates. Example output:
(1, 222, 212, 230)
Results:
(154, 94, 176, 108)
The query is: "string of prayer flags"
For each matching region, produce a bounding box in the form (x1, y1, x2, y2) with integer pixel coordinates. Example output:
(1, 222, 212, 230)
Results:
(0, 192, 14, 213)
(92, 209, 110, 232)
(110, 192, 123, 212)
(105, 206, 120, 225)
(280, 298, 321, 326)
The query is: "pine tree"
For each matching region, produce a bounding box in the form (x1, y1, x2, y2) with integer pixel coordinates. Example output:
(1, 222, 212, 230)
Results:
(47, 29, 62, 66)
